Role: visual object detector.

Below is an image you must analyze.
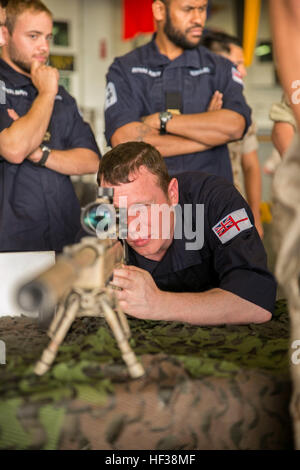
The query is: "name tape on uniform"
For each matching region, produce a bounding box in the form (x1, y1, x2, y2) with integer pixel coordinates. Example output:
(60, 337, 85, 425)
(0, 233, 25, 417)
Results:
(131, 67, 161, 78)
(232, 67, 243, 86)
(212, 208, 253, 244)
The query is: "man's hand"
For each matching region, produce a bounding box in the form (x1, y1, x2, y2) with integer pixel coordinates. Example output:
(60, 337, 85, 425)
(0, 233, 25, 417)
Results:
(207, 91, 223, 112)
(112, 265, 163, 319)
(141, 112, 160, 130)
(31, 60, 59, 97)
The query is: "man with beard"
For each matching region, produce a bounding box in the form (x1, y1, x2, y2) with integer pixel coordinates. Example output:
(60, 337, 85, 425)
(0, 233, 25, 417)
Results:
(0, 0, 101, 252)
(104, 0, 251, 180)
(99, 142, 275, 325)
(201, 31, 263, 239)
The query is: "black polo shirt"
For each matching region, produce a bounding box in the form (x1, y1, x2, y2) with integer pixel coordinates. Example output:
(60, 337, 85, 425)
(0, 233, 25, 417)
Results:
(127, 172, 276, 315)
(0, 59, 101, 252)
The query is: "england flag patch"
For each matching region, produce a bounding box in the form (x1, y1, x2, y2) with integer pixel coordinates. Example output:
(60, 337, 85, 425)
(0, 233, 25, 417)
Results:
(212, 208, 252, 244)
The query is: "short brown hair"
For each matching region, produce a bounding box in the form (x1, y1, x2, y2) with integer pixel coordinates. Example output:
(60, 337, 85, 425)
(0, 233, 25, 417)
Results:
(5, 0, 52, 34)
(98, 142, 172, 196)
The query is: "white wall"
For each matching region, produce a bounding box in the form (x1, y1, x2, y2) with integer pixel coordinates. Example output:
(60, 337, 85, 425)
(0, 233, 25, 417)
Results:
(44, 0, 280, 138)
(80, 0, 119, 151)
(45, 0, 82, 99)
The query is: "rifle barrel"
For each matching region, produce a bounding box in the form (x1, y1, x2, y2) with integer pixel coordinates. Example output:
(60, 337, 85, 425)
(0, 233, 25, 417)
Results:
(17, 246, 97, 312)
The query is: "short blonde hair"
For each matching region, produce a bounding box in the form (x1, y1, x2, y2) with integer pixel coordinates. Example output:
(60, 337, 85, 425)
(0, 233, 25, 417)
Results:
(98, 142, 172, 197)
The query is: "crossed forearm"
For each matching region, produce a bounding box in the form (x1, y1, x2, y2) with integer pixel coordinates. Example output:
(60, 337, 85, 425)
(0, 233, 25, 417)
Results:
(112, 265, 271, 325)
(28, 147, 100, 175)
(112, 108, 246, 155)
(163, 110, 246, 146)
(271, 122, 294, 157)
(0, 92, 55, 163)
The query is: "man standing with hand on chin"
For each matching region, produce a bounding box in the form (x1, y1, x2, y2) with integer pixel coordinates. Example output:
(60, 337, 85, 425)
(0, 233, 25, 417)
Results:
(0, 0, 100, 252)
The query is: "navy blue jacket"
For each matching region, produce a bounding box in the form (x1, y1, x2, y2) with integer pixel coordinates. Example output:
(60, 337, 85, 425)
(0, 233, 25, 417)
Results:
(0, 59, 101, 252)
(105, 38, 252, 181)
(128, 172, 276, 315)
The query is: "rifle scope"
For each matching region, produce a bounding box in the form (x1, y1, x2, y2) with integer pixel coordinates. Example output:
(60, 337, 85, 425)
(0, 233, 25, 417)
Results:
(81, 187, 127, 239)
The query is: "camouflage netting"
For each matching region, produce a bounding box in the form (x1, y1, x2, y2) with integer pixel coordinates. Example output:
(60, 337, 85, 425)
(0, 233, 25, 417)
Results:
(0, 299, 293, 450)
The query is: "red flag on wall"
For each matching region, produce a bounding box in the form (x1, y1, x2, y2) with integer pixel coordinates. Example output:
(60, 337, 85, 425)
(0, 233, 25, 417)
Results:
(123, 0, 155, 40)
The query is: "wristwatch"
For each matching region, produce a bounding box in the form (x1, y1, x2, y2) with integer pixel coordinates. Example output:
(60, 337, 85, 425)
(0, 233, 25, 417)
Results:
(159, 111, 173, 135)
(37, 145, 51, 167)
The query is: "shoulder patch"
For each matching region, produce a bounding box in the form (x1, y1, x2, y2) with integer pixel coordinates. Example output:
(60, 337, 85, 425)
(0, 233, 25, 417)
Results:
(232, 66, 244, 86)
(105, 82, 117, 110)
(212, 208, 253, 244)
(0, 84, 28, 100)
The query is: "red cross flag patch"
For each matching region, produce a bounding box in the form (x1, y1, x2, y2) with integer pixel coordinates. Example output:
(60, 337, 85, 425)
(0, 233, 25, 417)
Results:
(232, 66, 243, 86)
(212, 208, 253, 244)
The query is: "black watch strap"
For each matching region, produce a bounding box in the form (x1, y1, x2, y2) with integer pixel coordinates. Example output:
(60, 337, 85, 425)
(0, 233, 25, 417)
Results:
(37, 146, 51, 167)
